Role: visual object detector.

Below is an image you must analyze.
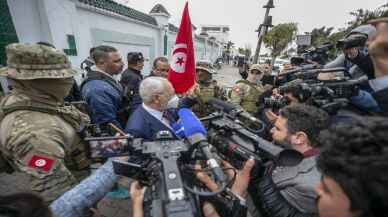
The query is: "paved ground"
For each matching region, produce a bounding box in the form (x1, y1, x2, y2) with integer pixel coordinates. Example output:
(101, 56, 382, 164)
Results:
(213, 64, 241, 88)
(0, 64, 241, 217)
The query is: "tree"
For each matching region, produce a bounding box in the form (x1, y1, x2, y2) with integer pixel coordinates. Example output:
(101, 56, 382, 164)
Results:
(310, 26, 334, 46)
(306, 3, 388, 58)
(263, 23, 298, 62)
(346, 3, 388, 32)
(238, 46, 252, 58)
(238, 47, 245, 55)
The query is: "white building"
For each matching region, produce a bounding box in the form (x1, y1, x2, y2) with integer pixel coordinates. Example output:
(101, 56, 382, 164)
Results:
(1, 0, 223, 77)
(200, 25, 230, 46)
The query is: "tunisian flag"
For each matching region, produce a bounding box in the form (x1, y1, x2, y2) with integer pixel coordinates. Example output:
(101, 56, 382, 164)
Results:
(168, 2, 196, 94)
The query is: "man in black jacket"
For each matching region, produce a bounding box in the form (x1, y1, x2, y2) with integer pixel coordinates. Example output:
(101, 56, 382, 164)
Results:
(120, 52, 144, 114)
(368, 18, 388, 116)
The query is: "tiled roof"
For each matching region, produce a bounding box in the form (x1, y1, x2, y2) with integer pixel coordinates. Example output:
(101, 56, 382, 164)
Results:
(149, 4, 170, 16)
(78, 0, 157, 26)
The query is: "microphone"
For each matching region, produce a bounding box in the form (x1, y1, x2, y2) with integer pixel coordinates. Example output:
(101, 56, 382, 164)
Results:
(177, 108, 226, 183)
(171, 122, 185, 138)
(208, 98, 265, 131)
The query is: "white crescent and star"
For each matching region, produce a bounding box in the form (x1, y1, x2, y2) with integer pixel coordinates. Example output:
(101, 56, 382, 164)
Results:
(171, 43, 188, 73)
(35, 159, 47, 167)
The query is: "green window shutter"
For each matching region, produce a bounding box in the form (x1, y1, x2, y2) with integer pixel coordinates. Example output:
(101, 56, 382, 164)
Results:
(63, 34, 77, 56)
(0, 0, 19, 66)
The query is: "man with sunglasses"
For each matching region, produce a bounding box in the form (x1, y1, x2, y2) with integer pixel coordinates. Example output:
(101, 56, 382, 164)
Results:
(229, 64, 266, 115)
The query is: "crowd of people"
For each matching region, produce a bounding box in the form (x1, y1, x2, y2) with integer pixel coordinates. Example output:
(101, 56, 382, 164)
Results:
(0, 17, 387, 217)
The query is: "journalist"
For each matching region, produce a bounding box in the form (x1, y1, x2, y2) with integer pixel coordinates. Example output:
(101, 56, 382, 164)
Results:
(325, 25, 376, 79)
(368, 18, 388, 116)
(198, 104, 330, 217)
(324, 25, 380, 113)
(315, 116, 388, 217)
(250, 104, 330, 217)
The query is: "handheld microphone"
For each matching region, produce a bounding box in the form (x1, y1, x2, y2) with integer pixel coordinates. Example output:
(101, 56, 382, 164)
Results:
(171, 122, 185, 138)
(177, 108, 227, 183)
(208, 98, 265, 131)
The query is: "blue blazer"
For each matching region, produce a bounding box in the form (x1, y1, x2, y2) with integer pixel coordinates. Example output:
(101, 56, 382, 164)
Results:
(125, 105, 178, 140)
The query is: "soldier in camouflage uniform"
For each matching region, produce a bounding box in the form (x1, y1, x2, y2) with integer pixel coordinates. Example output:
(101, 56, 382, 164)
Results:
(0, 43, 91, 203)
(229, 64, 266, 115)
(191, 65, 225, 118)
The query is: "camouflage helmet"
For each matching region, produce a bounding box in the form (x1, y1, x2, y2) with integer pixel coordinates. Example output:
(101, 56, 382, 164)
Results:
(249, 64, 266, 74)
(0, 43, 76, 80)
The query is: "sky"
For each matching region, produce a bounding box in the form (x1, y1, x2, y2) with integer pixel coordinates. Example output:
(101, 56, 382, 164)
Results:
(120, 0, 387, 49)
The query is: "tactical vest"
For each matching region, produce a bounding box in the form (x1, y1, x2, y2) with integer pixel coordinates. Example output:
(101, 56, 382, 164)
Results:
(236, 80, 264, 114)
(192, 83, 220, 118)
(0, 97, 91, 175)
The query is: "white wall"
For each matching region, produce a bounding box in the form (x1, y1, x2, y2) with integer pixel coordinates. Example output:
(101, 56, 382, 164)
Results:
(74, 7, 160, 74)
(7, 0, 222, 73)
(7, 0, 51, 43)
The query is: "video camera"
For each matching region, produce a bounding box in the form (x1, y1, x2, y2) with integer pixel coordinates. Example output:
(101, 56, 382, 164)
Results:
(113, 131, 201, 217)
(265, 76, 364, 114)
(302, 42, 334, 65)
(202, 99, 303, 170)
(336, 34, 368, 50)
(105, 108, 249, 217)
(263, 95, 290, 111)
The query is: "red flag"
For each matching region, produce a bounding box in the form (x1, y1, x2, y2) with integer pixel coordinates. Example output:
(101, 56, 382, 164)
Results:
(168, 2, 196, 94)
(28, 155, 55, 171)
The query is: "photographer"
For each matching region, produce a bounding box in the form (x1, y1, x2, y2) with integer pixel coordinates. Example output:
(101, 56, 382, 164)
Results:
(199, 104, 329, 217)
(325, 25, 376, 79)
(315, 116, 388, 217)
(324, 25, 380, 113)
(253, 104, 329, 217)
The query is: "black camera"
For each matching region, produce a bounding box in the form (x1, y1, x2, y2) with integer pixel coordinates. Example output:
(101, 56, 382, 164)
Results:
(113, 131, 200, 217)
(302, 42, 334, 64)
(264, 96, 290, 110)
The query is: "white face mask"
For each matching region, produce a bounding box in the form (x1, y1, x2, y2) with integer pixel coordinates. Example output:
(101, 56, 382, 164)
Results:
(166, 95, 180, 109)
